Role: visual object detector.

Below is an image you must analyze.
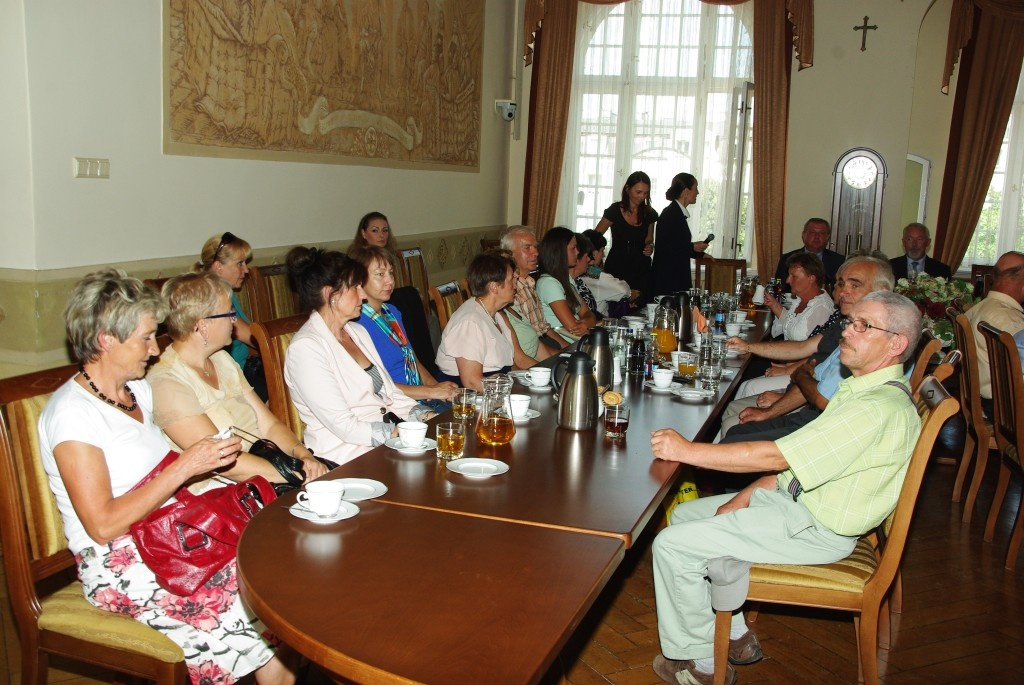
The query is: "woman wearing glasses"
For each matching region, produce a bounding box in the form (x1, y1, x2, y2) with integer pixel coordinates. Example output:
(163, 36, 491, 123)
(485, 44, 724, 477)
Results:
(149, 273, 327, 485)
(39, 270, 298, 684)
(197, 232, 266, 399)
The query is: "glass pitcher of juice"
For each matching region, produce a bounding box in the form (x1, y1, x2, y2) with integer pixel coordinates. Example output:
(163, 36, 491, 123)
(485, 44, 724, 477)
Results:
(651, 305, 679, 358)
(476, 375, 516, 445)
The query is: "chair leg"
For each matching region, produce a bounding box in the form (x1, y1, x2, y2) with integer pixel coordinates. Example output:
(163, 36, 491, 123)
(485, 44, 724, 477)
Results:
(21, 641, 46, 685)
(984, 462, 1011, 542)
(964, 442, 992, 524)
(890, 569, 903, 615)
(952, 432, 976, 503)
(856, 608, 880, 685)
(713, 610, 732, 685)
(1004, 489, 1024, 571)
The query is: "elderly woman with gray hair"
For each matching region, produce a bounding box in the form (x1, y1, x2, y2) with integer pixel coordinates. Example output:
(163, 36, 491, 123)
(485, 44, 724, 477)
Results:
(38, 269, 297, 685)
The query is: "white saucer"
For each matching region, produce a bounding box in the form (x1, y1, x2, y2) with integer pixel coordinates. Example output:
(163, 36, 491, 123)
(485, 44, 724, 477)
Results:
(524, 380, 552, 392)
(509, 370, 532, 383)
(447, 458, 510, 479)
(512, 408, 541, 424)
(385, 437, 437, 454)
(289, 500, 359, 524)
(645, 380, 682, 394)
(335, 478, 388, 501)
(673, 389, 715, 403)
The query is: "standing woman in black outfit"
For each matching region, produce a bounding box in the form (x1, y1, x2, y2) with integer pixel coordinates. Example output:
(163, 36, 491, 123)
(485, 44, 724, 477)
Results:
(594, 171, 660, 305)
(650, 173, 710, 297)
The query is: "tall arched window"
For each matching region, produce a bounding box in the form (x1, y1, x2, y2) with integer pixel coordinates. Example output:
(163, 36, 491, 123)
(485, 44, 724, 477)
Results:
(555, 0, 754, 259)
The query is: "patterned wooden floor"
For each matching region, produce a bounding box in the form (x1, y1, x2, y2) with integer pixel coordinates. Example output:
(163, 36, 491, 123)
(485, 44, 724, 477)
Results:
(3, 458, 1022, 684)
(541, 458, 1024, 684)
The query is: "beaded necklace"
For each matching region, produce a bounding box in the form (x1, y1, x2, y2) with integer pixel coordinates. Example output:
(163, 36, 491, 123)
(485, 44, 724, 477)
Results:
(79, 365, 138, 412)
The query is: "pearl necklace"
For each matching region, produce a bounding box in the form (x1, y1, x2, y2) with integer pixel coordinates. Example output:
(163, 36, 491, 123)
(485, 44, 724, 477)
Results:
(80, 366, 138, 412)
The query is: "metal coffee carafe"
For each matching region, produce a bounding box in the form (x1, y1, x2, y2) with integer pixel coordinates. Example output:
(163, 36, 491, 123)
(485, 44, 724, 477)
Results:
(576, 326, 612, 391)
(551, 352, 599, 431)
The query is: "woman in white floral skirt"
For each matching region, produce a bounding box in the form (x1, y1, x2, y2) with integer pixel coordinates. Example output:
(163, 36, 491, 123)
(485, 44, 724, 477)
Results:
(38, 269, 296, 684)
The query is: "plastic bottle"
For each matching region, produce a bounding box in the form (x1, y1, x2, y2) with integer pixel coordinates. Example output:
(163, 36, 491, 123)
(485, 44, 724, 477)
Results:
(645, 333, 658, 379)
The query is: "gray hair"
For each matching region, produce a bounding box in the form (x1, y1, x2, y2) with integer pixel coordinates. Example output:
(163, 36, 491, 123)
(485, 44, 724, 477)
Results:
(903, 223, 931, 240)
(64, 269, 168, 363)
(500, 225, 535, 252)
(860, 290, 922, 362)
(161, 272, 232, 341)
(838, 255, 895, 292)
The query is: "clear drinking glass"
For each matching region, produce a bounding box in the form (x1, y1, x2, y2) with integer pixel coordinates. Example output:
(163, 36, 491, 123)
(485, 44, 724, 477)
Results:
(698, 364, 722, 392)
(452, 388, 477, 420)
(436, 422, 466, 461)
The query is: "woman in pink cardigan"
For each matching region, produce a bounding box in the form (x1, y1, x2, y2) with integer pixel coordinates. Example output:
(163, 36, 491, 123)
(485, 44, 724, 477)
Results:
(284, 247, 433, 465)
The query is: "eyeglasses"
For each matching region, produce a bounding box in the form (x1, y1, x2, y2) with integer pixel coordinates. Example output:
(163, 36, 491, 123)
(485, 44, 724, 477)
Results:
(205, 309, 238, 321)
(211, 232, 238, 264)
(840, 317, 899, 336)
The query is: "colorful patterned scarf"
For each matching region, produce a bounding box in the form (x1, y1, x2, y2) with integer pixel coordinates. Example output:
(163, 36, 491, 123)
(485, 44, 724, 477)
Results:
(362, 303, 421, 385)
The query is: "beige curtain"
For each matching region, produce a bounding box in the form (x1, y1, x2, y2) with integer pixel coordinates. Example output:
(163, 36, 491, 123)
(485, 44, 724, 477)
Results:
(934, 0, 1024, 268)
(522, 0, 812, 272)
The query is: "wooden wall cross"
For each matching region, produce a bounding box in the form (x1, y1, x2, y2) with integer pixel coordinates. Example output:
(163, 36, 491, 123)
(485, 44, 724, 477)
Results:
(854, 16, 878, 52)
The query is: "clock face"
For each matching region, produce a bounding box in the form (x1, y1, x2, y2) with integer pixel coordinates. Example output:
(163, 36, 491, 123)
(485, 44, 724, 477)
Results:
(842, 156, 878, 190)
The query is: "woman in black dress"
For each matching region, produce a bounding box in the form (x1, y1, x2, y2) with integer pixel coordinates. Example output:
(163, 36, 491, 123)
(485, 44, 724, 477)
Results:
(594, 171, 659, 304)
(650, 173, 710, 296)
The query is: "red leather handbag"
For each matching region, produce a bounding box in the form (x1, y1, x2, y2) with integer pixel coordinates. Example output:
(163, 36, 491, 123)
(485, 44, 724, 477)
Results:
(128, 451, 276, 596)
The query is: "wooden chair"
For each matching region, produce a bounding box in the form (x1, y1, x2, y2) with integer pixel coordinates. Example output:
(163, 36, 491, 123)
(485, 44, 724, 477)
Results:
(694, 258, 746, 294)
(480, 237, 501, 252)
(249, 263, 301, 323)
(398, 248, 431, 319)
(711, 376, 958, 685)
(428, 280, 469, 332)
(971, 264, 994, 298)
(390, 285, 439, 378)
(977, 321, 1024, 570)
(948, 309, 996, 521)
(251, 314, 308, 439)
(908, 331, 941, 398)
(0, 365, 187, 685)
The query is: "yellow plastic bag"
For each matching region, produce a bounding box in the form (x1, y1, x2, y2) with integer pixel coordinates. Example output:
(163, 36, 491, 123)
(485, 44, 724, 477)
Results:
(663, 465, 700, 524)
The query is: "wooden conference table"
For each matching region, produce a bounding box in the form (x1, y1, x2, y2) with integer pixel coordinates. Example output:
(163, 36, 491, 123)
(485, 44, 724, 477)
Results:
(238, 313, 771, 684)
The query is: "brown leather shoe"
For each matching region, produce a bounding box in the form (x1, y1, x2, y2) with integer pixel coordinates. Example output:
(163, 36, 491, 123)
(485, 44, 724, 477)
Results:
(653, 654, 736, 685)
(728, 630, 764, 665)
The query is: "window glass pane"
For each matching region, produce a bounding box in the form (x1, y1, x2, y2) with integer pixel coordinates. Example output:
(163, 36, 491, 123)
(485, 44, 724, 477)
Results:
(563, 1, 752, 257)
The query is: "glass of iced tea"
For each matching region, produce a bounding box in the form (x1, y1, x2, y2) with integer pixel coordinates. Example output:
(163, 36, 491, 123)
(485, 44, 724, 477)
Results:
(452, 388, 477, 420)
(674, 351, 698, 377)
(436, 422, 466, 461)
(604, 404, 630, 439)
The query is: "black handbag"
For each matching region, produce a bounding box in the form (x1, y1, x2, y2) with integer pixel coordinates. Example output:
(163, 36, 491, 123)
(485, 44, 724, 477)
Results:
(230, 426, 340, 494)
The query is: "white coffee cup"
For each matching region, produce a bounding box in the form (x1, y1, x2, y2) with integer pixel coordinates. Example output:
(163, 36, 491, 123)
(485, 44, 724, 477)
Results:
(397, 421, 428, 448)
(652, 368, 675, 388)
(752, 285, 766, 304)
(509, 393, 531, 418)
(729, 311, 746, 323)
(296, 481, 346, 516)
(725, 323, 742, 336)
(646, 303, 658, 322)
(528, 367, 552, 387)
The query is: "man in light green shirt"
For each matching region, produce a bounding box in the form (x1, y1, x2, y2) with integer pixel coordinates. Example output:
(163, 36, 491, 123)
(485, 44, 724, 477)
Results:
(648, 291, 922, 685)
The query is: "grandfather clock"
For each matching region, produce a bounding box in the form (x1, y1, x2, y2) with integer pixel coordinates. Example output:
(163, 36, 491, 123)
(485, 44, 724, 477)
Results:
(831, 148, 887, 257)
